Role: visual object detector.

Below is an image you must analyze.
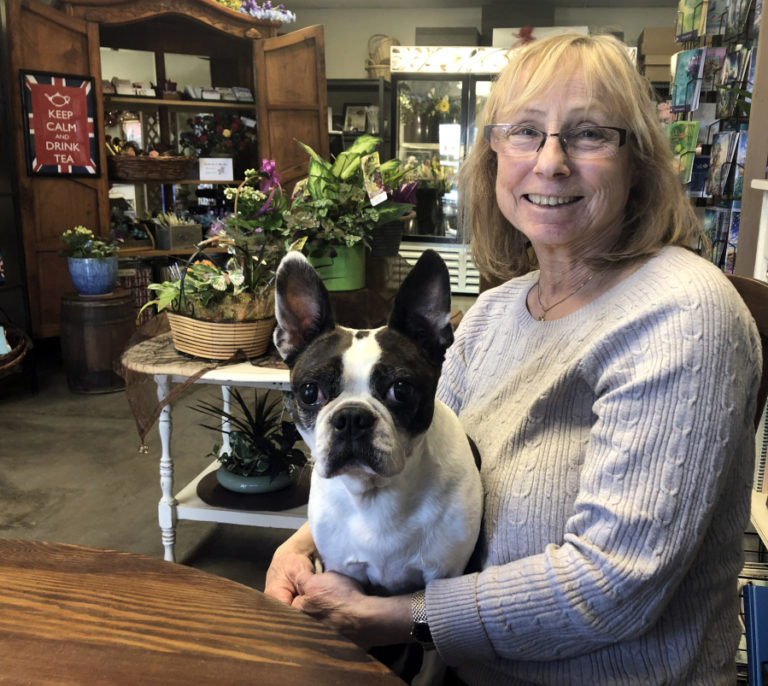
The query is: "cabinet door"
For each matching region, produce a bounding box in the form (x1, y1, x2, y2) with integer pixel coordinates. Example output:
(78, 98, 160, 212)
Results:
(6, 0, 108, 337)
(253, 25, 328, 192)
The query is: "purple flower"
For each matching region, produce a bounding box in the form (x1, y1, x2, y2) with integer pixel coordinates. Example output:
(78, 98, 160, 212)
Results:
(260, 158, 282, 191)
(207, 218, 226, 236)
(388, 181, 417, 205)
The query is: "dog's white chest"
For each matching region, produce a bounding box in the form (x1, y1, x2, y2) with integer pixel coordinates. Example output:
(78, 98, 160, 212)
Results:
(308, 402, 483, 595)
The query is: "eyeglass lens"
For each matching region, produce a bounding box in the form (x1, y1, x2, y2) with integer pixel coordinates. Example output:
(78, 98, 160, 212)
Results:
(486, 125, 624, 159)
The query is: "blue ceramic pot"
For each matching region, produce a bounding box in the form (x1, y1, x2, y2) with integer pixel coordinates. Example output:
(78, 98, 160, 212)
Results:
(67, 257, 118, 296)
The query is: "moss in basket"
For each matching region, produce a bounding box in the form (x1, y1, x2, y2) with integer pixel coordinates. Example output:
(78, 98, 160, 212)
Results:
(139, 161, 288, 322)
(193, 388, 307, 480)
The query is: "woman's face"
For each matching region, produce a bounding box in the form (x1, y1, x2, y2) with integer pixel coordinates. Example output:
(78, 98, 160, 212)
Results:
(493, 75, 634, 261)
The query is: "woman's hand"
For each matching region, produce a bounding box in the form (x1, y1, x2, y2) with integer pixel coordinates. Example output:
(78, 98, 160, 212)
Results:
(292, 569, 413, 649)
(264, 522, 317, 605)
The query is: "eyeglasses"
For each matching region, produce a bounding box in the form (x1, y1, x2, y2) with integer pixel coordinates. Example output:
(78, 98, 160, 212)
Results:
(484, 124, 627, 159)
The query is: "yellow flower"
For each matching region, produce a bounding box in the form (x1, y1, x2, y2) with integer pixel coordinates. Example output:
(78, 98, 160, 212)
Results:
(436, 98, 449, 113)
(223, 128, 232, 138)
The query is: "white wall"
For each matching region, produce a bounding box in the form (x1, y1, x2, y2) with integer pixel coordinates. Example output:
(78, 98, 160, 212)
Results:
(291, 6, 678, 79)
(554, 7, 678, 46)
(292, 9, 482, 79)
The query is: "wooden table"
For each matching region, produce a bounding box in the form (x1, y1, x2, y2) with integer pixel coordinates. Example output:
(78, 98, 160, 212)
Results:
(121, 333, 303, 562)
(0, 540, 404, 686)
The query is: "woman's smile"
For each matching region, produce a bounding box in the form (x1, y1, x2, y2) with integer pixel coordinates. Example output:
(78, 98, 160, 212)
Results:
(524, 193, 582, 207)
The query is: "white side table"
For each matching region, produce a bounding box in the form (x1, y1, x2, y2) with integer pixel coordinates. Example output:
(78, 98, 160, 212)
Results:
(121, 332, 304, 562)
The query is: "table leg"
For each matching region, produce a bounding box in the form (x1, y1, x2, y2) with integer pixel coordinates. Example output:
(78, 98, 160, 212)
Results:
(155, 374, 177, 562)
(221, 385, 232, 455)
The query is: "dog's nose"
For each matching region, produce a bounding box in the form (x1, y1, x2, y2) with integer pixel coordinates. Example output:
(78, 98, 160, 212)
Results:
(331, 405, 375, 440)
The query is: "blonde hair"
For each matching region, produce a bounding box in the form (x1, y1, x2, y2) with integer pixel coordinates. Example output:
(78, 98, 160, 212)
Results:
(463, 33, 704, 281)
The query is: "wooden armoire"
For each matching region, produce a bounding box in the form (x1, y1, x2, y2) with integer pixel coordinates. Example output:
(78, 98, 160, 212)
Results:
(5, 0, 328, 337)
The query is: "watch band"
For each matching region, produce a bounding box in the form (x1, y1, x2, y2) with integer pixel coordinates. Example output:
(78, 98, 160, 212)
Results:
(410, 590, 435, 648)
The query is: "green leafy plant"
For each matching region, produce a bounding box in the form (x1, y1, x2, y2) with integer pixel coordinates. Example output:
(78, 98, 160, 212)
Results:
(403, 155, 454, 194)
(139, 161, 287, 321)
(193, 388, 307, 480)
(286, 135, 412, 257)
(59, 225, 119, 259)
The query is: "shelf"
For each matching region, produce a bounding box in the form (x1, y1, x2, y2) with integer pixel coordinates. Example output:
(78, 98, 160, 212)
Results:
(104, 96, 254, 110)
(117, 247, 226, 258)
(401, 141, 440, 150)
(327, 78, 391, 91)
(752, 490, 768, 547)
(175, 461, 307, 529)
(109, 178, 242, 186)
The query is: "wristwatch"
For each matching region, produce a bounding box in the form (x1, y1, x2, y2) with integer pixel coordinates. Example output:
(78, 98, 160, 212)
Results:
(410, 590, 435, 649)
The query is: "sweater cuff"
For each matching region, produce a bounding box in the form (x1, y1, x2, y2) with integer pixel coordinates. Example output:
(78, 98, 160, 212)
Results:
(426, 572, 496, 665)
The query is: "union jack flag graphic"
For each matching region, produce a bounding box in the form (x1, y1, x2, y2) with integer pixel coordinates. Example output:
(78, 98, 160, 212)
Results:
(21, 71, 99, 177)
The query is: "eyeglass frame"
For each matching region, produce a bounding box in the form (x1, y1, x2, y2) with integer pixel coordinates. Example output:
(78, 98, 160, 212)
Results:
(483, 124, 628, 158)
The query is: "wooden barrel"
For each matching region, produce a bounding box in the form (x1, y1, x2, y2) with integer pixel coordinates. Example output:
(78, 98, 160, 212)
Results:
(60, 292, 135, 394)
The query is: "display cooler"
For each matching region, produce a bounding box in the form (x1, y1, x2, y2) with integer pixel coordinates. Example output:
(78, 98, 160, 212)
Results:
(389, 45, 511, 294)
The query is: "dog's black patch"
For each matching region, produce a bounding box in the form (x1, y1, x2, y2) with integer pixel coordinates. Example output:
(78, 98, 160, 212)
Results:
(372, 328, 442, 437)
(288, 329, 353, 430)
(388, 250, 453, 366)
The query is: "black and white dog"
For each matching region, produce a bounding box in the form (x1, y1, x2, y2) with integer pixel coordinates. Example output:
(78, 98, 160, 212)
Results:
(273, 249, 482, 595)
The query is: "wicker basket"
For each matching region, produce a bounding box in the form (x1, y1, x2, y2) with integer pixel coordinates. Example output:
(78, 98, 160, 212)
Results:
(365, 59, 391, 81)
(0, 325, 32, 381)
(107, 155, 195, 182)
(166, 312, 275, 360)
(368, 34, 400, 64)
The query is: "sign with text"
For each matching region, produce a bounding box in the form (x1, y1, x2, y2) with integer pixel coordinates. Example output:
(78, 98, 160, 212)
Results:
(20, 71, 100, 177)
(198, 157, 234, 181)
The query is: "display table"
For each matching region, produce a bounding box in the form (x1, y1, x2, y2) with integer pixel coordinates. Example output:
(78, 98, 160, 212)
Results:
(0, 539, 404, 685)
(121, 333, 301, 562)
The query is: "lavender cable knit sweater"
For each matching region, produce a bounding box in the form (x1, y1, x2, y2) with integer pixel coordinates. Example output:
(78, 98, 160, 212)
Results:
(430, 247, 761, 685)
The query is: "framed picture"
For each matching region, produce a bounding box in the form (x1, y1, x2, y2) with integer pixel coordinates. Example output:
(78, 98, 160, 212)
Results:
(19, 70, 100, 177)
(343, 103, 369, 133)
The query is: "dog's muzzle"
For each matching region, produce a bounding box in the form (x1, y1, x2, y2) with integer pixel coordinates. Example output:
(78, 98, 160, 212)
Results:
(331, 403, 375, 440)
(324, 402, 380, 475)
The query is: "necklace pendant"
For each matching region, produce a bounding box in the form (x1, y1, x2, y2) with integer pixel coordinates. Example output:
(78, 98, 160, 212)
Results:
(538, 314, 546, 321)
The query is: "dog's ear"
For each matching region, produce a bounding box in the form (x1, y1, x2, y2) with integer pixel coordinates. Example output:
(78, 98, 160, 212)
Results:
(273, 252, 335, 365)
(388, 249, 453, 365)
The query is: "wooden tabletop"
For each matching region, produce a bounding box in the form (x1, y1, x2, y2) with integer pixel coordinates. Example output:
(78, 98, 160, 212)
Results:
(0, 540, 404, 686)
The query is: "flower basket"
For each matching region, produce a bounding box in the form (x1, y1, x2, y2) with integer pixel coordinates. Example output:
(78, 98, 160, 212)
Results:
(107, 155, 195, 182)
(166, 311, 275, 360)
(0, 325, 32, 381)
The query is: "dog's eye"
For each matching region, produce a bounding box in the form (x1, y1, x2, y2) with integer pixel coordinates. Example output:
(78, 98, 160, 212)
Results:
(388, 380, 415, 404)
(299, 382, 322, 405)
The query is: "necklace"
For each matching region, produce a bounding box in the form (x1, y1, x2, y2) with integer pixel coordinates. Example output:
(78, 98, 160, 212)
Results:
(535, 273, 594, 321)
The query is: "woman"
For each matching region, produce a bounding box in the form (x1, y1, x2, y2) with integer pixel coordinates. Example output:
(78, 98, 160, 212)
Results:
(265, 34, 762, 684)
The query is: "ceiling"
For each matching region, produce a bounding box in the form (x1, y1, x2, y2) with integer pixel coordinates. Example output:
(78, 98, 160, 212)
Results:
(287, 0, 678, 8)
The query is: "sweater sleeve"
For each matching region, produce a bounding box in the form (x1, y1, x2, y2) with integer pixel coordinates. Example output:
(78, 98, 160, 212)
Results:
(427, 274, 761, 665)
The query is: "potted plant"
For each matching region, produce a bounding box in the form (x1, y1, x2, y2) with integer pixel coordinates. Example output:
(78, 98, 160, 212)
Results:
(403, 155, 454, 235)
(59, 225, 120, 296)
(139, 159, 288, 359)
(193, 388, 307, 494)
(286, 135, 412, 290)
(398, 85, 451, 143)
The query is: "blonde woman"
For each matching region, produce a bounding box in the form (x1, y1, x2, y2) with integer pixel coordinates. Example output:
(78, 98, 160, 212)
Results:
(266, 34, 761, 685)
